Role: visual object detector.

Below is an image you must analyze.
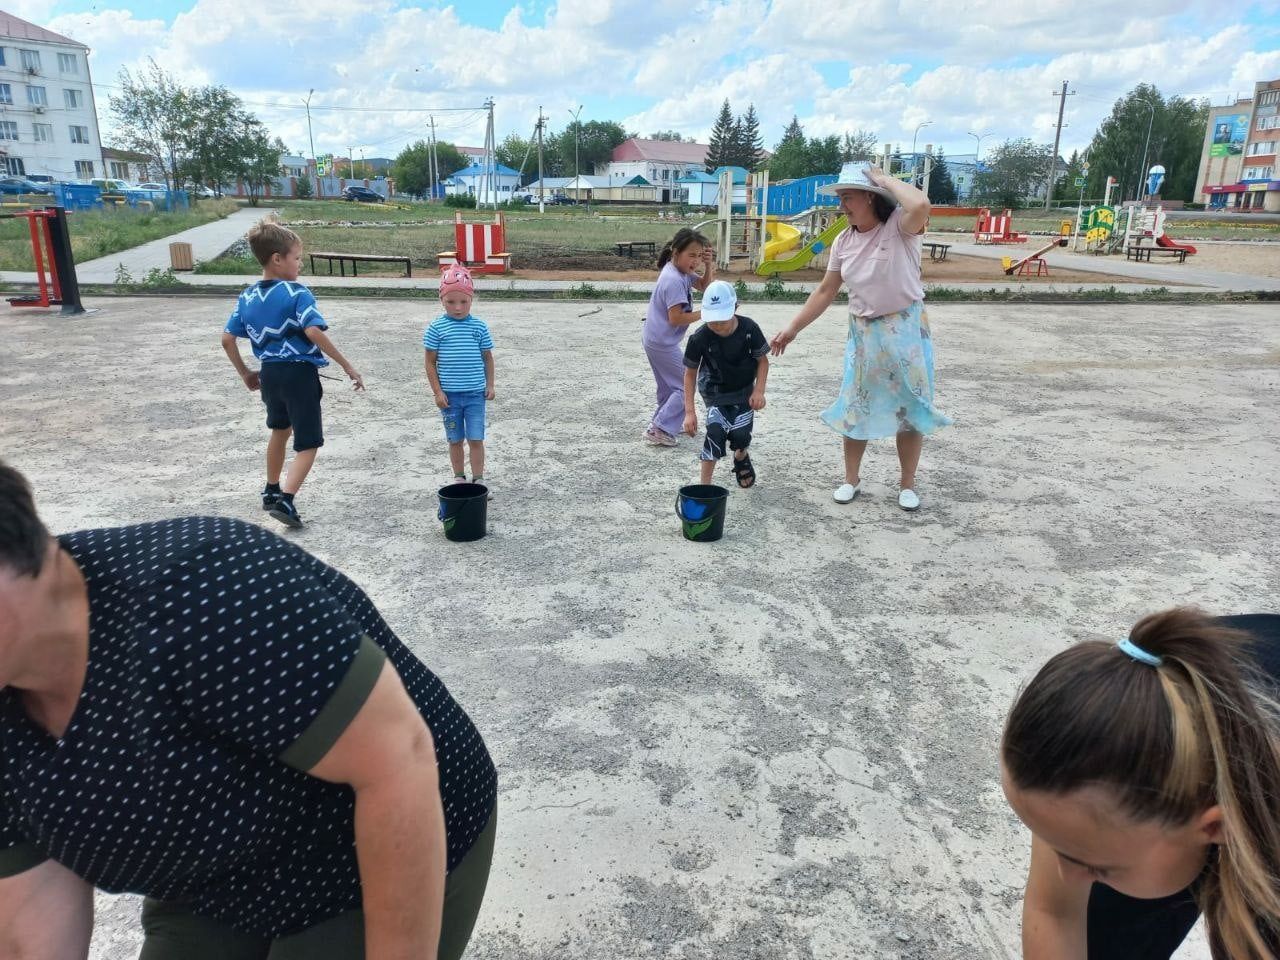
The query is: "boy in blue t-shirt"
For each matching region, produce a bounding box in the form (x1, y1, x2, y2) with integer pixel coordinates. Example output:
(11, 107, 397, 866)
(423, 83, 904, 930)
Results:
(220, 217, 364, 528)
(423, 265, 495, 487)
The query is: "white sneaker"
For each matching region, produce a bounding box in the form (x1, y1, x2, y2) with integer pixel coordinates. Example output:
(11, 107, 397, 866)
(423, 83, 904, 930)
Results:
(833, 482, 861, 503)
(898, 488, 920, 511)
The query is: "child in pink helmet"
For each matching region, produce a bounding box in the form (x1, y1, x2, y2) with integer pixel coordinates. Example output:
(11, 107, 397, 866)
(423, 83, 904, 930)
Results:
(424, 265, 496, 488)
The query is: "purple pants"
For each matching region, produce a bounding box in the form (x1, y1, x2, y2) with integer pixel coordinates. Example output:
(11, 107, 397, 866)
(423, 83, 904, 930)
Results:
(643, 341, 686, 435)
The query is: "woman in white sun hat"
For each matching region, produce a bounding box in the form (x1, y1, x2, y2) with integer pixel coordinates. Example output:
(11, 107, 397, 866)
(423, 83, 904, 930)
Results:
(770, 163, 950, 511)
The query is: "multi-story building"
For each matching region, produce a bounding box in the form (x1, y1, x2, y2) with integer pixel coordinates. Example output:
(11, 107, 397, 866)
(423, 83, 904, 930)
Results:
(0, 11, 103, 181)
(1195, 78, 1280, 212)
(596, 139, 710, 203)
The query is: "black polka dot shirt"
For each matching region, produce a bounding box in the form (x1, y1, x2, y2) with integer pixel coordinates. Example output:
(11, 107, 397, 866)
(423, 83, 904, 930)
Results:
(0, 517, 496, 936)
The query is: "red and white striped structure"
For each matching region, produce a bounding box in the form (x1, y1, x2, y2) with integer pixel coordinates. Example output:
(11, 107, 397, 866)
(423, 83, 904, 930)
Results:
(973, 208, 1028, 244)
(437, 212, 511, 274)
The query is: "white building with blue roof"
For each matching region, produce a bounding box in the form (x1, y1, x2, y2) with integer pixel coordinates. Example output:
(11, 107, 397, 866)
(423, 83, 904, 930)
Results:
(442, 162, 523, 205)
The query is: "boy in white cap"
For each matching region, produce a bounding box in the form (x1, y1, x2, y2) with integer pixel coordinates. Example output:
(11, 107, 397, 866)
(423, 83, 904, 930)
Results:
(424, 265, 496, 486)
(681, 280, 770, 487)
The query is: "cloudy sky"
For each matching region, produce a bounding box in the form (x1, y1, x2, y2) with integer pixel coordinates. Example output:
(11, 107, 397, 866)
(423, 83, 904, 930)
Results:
(26, 0, 1280, 163)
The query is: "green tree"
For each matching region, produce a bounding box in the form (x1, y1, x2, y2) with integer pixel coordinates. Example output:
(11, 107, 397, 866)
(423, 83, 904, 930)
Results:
(973, 138, 1055, 207)
(391, 141, 433, 197)
(737, 104, 764, 171)
(705, 99, 735, 171)
(926, 148, 958, 205)
(231, 123, 285, 207)
(1052, 149, 1086, 204)
(495, 132, 533, 179)
(1083, 84, 1210, 202)
(767, 115, 808, 180)
(109, 60, 191, 187)
(648, 130, 685, 141)
(551, 120, 628, 177)
(841, 129, 878, 162)
(806, 135, 843, 177)
(294, 175, 313, 199)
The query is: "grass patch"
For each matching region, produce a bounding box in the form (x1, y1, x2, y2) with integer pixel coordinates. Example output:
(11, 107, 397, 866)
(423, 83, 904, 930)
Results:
(0, 199, 241, 271)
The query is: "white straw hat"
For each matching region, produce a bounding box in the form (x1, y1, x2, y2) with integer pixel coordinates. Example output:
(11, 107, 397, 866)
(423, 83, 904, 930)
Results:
(816, 162, 897, 203)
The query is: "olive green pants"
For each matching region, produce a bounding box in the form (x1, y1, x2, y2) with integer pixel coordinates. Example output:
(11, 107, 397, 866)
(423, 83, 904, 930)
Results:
(138, 807, 496, 960)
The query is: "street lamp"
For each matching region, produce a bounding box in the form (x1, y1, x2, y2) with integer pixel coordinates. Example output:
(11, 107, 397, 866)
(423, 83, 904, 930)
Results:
(911, 121, 933, 186)
(967, 131, 987, 163)
(1135, 99, 1157, 202)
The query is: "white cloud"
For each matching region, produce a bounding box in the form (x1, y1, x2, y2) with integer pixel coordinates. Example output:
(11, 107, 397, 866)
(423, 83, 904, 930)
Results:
(31, 0, 1280, 164)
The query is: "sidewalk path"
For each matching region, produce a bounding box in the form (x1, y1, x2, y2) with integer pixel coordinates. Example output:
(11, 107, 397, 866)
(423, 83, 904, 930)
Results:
(73, 206, 265, 283)
(929, 234, 1280, 292)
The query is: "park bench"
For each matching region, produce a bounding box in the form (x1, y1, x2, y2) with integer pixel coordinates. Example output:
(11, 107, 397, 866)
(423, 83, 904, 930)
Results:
(614, 240, 657, 258)
(923, 242, 951, 262)
(309, 252, 412, 277)
(1125, 244, 1187, 265)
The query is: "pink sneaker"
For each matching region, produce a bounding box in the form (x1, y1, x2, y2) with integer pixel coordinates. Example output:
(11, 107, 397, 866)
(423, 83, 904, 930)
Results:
(643, 426, 677, 447)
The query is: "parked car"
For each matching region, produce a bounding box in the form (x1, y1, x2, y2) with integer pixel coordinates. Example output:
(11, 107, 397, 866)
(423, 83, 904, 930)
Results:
(0, 176, 52, 195)
(137, 182, 168, 191)
(26, 174, 55, 186)
(341, 186, 384, 203)
(90, 178, 131, 199)
(182, 183, 219, 198)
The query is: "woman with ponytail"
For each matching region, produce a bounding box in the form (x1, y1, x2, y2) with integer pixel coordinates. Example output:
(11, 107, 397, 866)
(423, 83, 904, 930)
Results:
(1001, 609, 1280, 959)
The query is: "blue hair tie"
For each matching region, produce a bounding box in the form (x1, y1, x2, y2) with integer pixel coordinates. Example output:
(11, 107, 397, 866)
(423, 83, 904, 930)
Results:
(1119, 637, 1163, 667)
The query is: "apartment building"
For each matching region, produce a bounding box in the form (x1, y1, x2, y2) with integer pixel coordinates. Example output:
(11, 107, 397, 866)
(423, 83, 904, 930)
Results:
(0, 10, 103, 181)
(1195, 77, 1280, 212)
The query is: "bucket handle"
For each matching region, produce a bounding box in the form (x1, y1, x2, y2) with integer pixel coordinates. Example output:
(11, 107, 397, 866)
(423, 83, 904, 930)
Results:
(674, 494, 684, 522)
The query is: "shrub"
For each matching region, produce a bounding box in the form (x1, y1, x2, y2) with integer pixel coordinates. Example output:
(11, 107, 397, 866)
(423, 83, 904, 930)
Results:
(444, 194, 477, 209)
(294, 177, 313, 199)
(763, 275, 785, 299)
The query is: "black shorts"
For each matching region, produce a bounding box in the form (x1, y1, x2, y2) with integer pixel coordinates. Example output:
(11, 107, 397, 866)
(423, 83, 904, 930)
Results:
(260, 362, 324, 452)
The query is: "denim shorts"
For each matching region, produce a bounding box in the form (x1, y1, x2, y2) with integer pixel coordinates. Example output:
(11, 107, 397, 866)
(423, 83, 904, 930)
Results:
(441, 389, 486, 443)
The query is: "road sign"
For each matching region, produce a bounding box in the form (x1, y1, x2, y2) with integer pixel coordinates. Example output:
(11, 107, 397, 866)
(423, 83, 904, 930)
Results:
(1082, 161, 1090, 173)
(1074, 177, 1085, 187)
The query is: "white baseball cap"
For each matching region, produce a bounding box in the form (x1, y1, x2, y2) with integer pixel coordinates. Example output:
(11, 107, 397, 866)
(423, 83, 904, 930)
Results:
(700, 280, 737, 323)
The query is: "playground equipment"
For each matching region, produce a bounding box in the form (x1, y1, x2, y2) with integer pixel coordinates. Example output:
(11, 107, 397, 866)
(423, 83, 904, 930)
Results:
(762, 220, 801, 261)
(437, 211, 511, 274)
(1121, 205, 1197, 256)
(4, 206, 84, 315)
(974, 209, 1028, 244)
(1002, 238, 1068, 276)
(756, 215, 847, 275)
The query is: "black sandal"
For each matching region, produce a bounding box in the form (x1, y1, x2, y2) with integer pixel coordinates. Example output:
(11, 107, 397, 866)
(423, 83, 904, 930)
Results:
(732, 452, 756, 488)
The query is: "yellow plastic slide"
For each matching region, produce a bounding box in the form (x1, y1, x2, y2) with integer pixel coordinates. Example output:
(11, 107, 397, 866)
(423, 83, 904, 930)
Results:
(763, 220, 802, 261)
(756, 216, 848, 275)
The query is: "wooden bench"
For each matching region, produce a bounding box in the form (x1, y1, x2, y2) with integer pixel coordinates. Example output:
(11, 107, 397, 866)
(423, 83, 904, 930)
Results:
(614, 240, 657, 258)
(923, 242, 951, 262)
(1125, 245, 1187, 265)
(309, 252, 412, 277)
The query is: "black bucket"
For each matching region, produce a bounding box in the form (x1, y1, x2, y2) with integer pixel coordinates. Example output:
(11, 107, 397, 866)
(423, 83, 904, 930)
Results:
(437, 482, 488, 542)
(674, 484, 729, 542)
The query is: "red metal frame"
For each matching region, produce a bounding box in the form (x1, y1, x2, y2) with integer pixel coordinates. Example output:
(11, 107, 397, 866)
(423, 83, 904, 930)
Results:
(7, 209, 63, 309)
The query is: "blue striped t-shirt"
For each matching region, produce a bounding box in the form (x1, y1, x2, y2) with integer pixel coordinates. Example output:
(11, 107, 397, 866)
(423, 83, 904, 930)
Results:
(225, 280, 328, 366)
(423, 314, 494, 392)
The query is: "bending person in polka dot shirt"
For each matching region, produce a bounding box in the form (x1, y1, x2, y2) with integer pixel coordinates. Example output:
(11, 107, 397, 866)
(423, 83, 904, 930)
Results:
(0, 462, 497, 960)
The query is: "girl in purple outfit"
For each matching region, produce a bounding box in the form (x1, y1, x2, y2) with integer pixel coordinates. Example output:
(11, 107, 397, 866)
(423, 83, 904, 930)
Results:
(641, 229, 715, 446)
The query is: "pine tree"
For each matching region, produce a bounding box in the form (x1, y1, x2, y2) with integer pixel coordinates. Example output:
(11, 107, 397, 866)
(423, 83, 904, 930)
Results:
(767, 115, 808, 181)
(738, 104, 764, 170)
(706, 99, 735, 172)
(926, 148, 958, 204)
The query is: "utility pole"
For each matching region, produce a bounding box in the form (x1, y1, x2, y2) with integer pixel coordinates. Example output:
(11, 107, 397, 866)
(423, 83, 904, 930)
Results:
(1045, 80, 1074, 209)
(428, 114, 437, 201)
(536, 106, 546, 213)
(569, 104, 583, 205)
(480, 97, 496, 209)
(347, 145, 354, 180)
(304, 88, 317, 197)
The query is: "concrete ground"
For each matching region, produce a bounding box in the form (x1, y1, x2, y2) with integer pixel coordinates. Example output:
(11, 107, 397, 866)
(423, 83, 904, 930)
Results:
(5, 295, 1278, 959)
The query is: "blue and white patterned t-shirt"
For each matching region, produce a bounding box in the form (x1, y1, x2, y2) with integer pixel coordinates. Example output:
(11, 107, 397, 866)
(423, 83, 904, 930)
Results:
(422, 314, 494, 392)
(226, 280, 328, 366)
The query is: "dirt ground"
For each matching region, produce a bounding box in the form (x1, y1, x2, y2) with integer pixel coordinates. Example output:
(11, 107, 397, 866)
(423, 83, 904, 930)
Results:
(6, 297, 1279, 959)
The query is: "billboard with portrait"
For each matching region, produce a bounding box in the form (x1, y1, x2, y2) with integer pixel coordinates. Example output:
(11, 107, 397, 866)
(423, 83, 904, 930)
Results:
(1209, 114, 1249, 157)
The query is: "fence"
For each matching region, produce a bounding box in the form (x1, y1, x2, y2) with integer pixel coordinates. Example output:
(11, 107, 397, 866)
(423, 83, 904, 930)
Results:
(224, 176, 391, 201)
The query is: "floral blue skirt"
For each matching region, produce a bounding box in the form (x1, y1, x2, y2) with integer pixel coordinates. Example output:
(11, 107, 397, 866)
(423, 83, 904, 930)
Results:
(820, 300, 952, 440)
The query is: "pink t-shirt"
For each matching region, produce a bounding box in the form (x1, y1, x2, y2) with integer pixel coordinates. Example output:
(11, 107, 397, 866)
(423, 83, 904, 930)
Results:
(826, 207, 925, 318)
